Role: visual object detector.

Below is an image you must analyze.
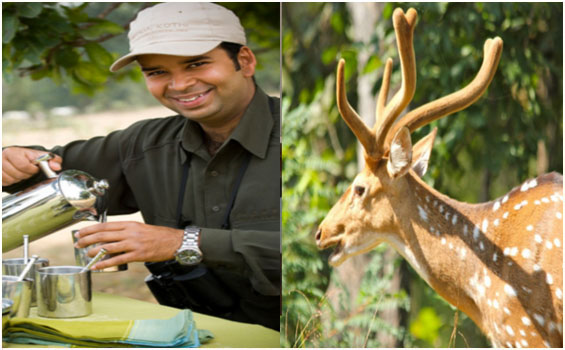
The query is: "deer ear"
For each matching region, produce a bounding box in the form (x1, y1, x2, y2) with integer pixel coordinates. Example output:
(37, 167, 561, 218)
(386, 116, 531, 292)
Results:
(411, 127, 437, 177)
(387, 126, 412, 178)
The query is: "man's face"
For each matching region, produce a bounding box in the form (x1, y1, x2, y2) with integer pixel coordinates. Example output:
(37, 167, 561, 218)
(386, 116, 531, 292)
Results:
(137, 46, 256, 126)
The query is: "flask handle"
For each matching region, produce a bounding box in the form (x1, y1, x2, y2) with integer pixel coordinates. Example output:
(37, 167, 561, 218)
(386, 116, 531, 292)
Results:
(33, 153, 58, 179)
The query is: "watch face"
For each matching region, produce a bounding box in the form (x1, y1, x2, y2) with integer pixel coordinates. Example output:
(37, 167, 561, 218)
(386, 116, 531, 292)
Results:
(177, 249, 202, 265)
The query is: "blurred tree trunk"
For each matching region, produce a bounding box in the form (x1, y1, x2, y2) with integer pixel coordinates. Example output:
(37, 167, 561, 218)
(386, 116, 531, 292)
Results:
(325, 3, 407, 347)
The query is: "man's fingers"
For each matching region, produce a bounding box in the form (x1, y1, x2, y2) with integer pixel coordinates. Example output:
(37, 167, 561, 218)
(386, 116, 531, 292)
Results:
(76, 230, 124, 248)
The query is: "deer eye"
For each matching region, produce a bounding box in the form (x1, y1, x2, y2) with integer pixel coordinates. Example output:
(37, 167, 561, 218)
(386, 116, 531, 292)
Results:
(354, 185, 365, 196)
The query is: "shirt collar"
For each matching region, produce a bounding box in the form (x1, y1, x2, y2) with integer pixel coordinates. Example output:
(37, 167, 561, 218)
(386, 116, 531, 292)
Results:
(179, 86, 274, 162)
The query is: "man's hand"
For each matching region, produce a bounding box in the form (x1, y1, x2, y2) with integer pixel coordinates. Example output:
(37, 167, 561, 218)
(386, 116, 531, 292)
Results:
(2, 147, 62, 186)
(74, 221, 184, 270)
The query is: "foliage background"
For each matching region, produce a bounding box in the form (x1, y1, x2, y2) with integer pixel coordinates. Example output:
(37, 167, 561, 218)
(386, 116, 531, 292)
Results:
(282, 2, 562, 348)
(2, 2, 280, 115)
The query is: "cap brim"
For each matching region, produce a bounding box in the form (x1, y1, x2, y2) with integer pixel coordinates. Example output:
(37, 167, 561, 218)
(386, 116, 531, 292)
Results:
(109, 40, 222, 72)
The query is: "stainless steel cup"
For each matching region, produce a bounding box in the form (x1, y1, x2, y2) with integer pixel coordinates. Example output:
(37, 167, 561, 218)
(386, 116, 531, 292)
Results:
(2, 276, 32, 318)
(71, 230, 127, 272)
(36, 266, 92, 318)
(2, 257, 49, 306)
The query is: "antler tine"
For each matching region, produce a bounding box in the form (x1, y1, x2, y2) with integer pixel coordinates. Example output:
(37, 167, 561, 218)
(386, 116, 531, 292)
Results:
(374, 8, 418, 158)
(384, 37, 503, 151)
(374, 58, 393, 133)
(336, 58, 377, 156)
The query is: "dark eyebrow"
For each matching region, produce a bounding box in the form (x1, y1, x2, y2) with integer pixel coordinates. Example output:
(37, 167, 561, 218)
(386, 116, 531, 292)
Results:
(140, 56, 211, 72)
(180, 56, 211, 64)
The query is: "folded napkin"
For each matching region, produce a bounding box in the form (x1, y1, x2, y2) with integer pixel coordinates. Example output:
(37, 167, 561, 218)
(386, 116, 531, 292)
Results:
(3, 293, 212, 348)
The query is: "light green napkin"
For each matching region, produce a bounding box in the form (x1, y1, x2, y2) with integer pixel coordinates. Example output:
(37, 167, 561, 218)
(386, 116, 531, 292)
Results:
(3, 293, 208, 348)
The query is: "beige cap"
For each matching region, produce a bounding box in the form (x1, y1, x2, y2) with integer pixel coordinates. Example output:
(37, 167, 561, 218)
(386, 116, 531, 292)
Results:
(110, 3, 246, 72)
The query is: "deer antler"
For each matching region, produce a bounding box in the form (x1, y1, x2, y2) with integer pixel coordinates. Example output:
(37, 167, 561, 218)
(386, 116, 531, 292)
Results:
(337, 8, 418, 160)
(374, 8, 417, 158)
(384, 37, 503, 154)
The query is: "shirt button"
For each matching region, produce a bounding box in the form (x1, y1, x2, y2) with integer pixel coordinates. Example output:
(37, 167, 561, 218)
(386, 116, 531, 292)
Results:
(212, 206, 220, 212)
(210, 170, 219, 177)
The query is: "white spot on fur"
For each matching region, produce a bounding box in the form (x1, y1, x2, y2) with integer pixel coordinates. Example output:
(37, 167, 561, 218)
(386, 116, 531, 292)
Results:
(504, 247, 518, 256)
(541, 197, 550, 203)
(557, 212, 562, 220)
(534, 234, 543, 243)
(519, 329, 526, 337)
(550, 194, 558, 202)
(556, 288, 562, 300)
(504, 307, 511, 315)
(463, 224, 468, 236)
(460, 248, 467, 260)
(482, 219, 488, 232)
(514, 203, 522, 210)
(521, 316, 531, 326)
(473, 226, 480, 241)
(494, 219, 500, 227)
(506, 325, 515, 336)
(521, 249, 531, 259)
(529, 179, 538, 188)
(504, 284, 517, 297)
(533, 313, 545, 326)
(503, 211, 509, 219)
(452, 214, 458, 225)
(417, 205, 428, 222)
(484, 275, 491, 287)
(493, 252, 498, 262)
(479, 241, 485, 251)
(441, 237, 446, 245)
(448, 242, 454, 250)
(546, 273, 553, 285)
(534, 200, 541, 205)
(493, 201, 501, 212)
(533, 264, 541, 272)
(439, 205, 444, 213)
(493, 300, 500, 309)
(522, 286, 532, 294)
(526, 225, 533, 231)
(521, 182, 530, 192)
(545, 241, 553, 249)
(502, 194, 509, 203)
(521, 339, 528, 347)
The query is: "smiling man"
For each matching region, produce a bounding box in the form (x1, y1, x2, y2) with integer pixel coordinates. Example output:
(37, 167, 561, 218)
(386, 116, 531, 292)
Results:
(2, 3, 280, 330)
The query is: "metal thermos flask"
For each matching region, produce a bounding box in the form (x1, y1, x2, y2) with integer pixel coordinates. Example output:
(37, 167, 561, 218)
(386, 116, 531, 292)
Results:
(2, 153, 109, 252)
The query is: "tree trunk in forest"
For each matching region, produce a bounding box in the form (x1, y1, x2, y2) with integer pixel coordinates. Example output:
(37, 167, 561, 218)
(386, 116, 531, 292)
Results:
(324, 3, 406, 347)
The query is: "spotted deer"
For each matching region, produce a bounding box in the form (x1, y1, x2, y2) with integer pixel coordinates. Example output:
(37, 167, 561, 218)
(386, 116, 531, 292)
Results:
(315, 8, 563, 348)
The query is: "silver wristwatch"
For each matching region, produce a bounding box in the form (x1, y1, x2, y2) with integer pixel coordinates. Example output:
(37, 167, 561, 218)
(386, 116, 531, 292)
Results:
(175, 226, 203, 265)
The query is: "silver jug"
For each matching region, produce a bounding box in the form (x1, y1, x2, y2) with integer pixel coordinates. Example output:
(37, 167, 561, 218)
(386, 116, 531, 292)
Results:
(2, 153, 109, 252)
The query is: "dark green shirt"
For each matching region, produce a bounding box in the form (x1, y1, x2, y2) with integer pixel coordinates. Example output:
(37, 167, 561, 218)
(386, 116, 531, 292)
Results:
(4, 87, 280, 327)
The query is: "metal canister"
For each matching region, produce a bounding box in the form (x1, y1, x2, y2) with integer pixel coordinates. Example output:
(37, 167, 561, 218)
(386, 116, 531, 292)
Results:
(2, 154, 109, 252)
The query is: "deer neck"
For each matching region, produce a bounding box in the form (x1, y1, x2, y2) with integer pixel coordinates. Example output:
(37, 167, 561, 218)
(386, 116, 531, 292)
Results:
(389, 172, 499, 327)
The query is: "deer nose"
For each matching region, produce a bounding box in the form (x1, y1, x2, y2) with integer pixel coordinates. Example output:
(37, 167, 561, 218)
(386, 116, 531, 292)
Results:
(315, 229, 322, 243)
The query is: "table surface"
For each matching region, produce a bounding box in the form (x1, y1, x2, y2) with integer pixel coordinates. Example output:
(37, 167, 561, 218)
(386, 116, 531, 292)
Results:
(3, 292, 280, 348)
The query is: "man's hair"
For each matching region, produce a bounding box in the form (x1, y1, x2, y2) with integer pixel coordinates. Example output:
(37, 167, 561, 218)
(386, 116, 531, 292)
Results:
(219, 42, 243, 71)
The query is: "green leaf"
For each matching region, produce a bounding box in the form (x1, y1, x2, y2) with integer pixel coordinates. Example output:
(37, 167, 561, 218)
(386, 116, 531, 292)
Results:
(73, 61, 108, 85)
(85, 42, 114, 68)
(2, 13, 19, 43)
(79, 20, 124, 40)
(54, 47, 80, 68)
(362, 55, 382, 74)
(16, 3, 43, 18)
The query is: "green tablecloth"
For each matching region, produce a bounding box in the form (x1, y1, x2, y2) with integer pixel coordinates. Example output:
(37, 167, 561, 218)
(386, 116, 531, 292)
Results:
(3, 292, 280, 348)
